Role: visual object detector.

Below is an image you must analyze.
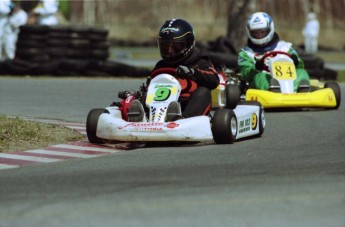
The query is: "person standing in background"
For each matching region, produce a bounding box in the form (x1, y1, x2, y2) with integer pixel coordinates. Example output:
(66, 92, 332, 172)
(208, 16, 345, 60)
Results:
(4, 1, 28, 59)
(0, 0, 11, 60)
(302, 12, 319, 54)
(30, 0, 59, 26)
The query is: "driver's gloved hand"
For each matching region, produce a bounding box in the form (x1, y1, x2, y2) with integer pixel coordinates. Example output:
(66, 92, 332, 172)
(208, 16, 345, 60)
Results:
(176, 65, 194, 79)
(255, 60, 265, 71)
(290, 54, 299, 66)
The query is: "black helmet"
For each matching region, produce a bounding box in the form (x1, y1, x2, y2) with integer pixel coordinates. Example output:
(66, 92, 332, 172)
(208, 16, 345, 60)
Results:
(157, 19, 195, 63)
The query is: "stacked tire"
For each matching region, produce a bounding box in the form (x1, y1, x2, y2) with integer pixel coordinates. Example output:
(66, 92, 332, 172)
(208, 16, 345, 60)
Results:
(1, 25, 150, 77)
(298, 52, 337, 81)
(16, 25, 109, 62)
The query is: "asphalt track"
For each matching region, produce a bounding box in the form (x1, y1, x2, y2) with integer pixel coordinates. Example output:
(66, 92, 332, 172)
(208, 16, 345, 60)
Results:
(0, 77, 344, 227)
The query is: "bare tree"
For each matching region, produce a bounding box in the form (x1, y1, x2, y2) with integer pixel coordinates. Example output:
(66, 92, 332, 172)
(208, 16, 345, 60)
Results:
(226, 0, 253, 51)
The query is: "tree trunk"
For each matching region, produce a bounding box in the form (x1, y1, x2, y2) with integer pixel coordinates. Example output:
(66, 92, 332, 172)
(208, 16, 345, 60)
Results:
(226, 0, 253, 52)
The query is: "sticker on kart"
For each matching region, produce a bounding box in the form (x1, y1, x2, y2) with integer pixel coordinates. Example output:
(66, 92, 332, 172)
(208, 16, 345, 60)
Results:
(272, 62, 296, 80)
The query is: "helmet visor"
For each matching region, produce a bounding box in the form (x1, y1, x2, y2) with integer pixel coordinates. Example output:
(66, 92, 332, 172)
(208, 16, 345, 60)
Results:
(158, 39, 187, 60)
(250, 28, 270, 39)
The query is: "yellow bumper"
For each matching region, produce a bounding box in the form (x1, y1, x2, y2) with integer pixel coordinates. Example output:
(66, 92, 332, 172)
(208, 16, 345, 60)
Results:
(245, 88, 337, 108)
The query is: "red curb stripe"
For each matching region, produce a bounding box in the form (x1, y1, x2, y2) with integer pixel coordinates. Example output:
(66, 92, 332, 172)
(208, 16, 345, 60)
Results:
(14, 151, 74, 160)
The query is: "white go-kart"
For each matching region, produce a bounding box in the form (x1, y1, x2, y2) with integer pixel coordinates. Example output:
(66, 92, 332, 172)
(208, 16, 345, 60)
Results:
(86, 68, 265, 144)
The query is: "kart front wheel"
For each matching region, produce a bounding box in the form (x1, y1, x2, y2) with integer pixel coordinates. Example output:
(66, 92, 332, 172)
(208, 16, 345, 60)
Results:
(324, 81, 341, 109)
(226, 84, 241, 109)
(212, 109, 237, 144)
(86, 108, 106, 144)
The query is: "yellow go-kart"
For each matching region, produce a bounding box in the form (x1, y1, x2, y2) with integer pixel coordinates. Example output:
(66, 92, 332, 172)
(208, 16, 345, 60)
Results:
(244, 51, 341, 109)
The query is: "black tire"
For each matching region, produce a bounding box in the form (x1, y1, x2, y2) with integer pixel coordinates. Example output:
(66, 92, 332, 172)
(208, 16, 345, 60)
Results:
(3, 59, 31, 75)
(257, 103, 265, 136)
(19, 25, 49, 34)
(301, 55, 324, 70)
(16, 40, 44, 48)
(90, 49, 109, 60)
(15, 48, 46, 58)
(324, 81, 341, 109)
(208, 52, 238, 69)
(212, 109, 237, 144)
(226, 84, 241, 109)
(86, 108, 106, 144)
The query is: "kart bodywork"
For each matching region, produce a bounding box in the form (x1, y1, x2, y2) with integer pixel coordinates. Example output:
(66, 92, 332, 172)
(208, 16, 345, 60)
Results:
(242, 51, 341, 109)
(246, 86, 338, 108)
(87, 69, 265, 144)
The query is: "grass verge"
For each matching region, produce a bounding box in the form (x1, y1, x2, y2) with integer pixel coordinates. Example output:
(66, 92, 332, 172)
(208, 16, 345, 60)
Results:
(0, 116, 84, 153)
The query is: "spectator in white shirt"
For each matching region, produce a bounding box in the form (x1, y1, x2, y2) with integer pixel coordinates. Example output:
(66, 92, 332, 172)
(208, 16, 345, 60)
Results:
(0, 0, 11, 60)
(302, 12, 320, 54)
(31, 0, 59, 26)
(4, 1, 28, 59)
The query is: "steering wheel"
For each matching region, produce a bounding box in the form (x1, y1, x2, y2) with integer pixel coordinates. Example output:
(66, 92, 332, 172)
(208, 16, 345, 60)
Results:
(257, 51, 292, 72)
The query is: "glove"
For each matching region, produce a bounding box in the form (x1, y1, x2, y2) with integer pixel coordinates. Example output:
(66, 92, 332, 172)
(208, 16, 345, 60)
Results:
(176, 65, 194, 79)
(290, 54, 299, 66)
(255, 60, 265, 71)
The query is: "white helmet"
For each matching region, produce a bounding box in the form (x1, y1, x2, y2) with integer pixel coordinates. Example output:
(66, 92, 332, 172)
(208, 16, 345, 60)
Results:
(246, 12, 274, 46)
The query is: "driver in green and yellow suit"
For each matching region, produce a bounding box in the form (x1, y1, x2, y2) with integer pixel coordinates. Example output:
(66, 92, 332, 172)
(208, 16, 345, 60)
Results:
(238, 12, 310, 92)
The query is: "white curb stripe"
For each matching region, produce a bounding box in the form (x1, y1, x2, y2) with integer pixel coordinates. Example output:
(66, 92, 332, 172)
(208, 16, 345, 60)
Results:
(0, 153, 61, 163)
(0, 164, 19, 170)
(51, 144, 121, 153)
(26, 149, 97, 158)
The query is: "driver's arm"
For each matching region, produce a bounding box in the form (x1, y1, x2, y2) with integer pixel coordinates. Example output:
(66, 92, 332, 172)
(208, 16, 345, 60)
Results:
(288, 48, 305, 69)
(238, 50, 262, 82)
(190, 57, 219, 90)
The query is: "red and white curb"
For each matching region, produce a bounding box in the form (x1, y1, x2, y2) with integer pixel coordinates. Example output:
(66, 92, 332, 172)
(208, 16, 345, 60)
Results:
(0, 141, 135, 170)
(0, 118, 139, 171)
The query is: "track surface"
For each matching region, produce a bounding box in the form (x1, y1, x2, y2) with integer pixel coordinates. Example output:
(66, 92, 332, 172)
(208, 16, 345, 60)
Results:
(0, 77, 344, 227)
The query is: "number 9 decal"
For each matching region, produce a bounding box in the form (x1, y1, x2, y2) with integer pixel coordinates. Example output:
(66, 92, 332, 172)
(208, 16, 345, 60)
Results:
(251, 113, 258, 130)
(154, 87, 171, 101)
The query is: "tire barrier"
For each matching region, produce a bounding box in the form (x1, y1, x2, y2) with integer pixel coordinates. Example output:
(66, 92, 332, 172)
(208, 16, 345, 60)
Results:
(15, 25, 109, 62)
(0, 58, 151, 78)
(1, 25, 150, 77)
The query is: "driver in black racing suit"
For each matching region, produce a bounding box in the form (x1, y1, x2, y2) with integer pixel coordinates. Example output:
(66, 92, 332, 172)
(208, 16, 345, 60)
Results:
(128, 18, 219, 122)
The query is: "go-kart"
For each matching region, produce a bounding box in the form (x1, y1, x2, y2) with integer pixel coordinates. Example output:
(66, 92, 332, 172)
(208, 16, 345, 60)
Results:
(86, 68, 265, 145)
(242, 51, 341, 109)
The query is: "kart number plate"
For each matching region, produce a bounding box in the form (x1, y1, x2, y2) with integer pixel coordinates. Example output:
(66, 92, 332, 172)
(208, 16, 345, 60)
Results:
(272, 62, 297, 80)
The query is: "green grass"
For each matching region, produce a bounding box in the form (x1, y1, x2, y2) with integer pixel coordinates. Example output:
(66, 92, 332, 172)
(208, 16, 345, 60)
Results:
(0, 116, 84, 153)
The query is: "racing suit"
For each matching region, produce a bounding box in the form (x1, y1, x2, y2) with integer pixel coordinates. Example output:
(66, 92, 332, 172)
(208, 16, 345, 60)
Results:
(148, 47, 220, 118)
(238, 33, 310, 91)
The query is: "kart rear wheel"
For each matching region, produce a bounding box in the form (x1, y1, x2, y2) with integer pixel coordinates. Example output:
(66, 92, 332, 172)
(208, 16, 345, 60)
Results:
(226, 84, 241, 109)
(86, 108, 106, 144)
(212, 109, 237, 144)
(324, 81, 341, 109)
